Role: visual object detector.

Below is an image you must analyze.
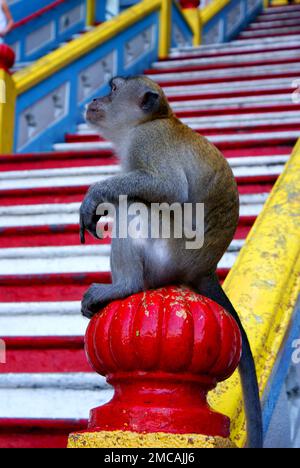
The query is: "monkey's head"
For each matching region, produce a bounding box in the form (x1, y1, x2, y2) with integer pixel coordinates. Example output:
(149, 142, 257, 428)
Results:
(85, 76, 172, 140)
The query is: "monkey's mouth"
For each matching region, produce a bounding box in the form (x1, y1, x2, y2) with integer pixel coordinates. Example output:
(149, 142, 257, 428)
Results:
(86, 107, 105, 123)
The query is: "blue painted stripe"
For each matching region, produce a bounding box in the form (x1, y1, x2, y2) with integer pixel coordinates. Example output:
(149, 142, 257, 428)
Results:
(262, 293, 300, 437)
(14, 11, 160, 153)
(6, 0, 87, 63)
(203, 0, 263, 44)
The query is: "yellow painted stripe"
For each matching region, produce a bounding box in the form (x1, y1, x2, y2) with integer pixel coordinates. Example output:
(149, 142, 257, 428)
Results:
(14, 0, 162, 95)
(0, 69, 16, 154)
(68, 431, 236, 448)
(209, 139, 300, 447)
(201, 0, 231, 26)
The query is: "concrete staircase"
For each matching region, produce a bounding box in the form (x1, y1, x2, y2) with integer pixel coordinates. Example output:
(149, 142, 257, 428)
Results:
(1, 3, 300, 448)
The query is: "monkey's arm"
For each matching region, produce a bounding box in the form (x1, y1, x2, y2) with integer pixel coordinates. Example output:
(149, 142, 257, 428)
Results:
(80, 169, 188, 242)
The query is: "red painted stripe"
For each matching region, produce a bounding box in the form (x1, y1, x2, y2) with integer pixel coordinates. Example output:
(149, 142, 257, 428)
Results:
(66, 124, 300, 142)
(0, 151, 115, 172)
(0, 419, 87, 449)
(146, 56, 300, 75)
(0, 226, 110, 248)
(162, 44, 300, 62)
(0, 171, 279, 207)
(0, 272, 111, 302)
(0, 216, 257, 248)
(0, 146, 291, 179)
(0, 337, 90, 374)
(0, 269, 230, 303)
(13, 0, 66, 30)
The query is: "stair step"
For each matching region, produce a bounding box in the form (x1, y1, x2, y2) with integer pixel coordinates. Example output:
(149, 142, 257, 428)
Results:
(239, 26, 300, 39)
(171, 34, 300, 55)
(168, 42, 300, 60)
(154, 49, 300, 69)
(1, 2, 299, 447)
(0, 419, 87, 449)
(0, 337, 89, 374)
(0, 373, 112, 419)
(264, 4, 300, 14)
(148, 56, 300, 76)
(249, 18, 300, 29)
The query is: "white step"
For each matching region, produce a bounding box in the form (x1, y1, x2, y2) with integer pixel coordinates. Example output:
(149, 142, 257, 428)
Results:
(264, 5, 300, 14)
(153, 49, 300, 69)
(77, 112, 300, 131)
(0, 373, 112, 419)
(0, 191, 272, 228)
(170, 34, 300, 55)
(149, 62, 300, 82)
(52, 132, 300, 155)
(240, 25, 300, 38)
(249, 18, 300, 29)
(257, 11, 300, 21)
(163, 78, 299, 96)
(0, 159, 286, 193)
(0, 245, 111, 275)
(171, 94, 292, 110)
(169, 41, 300, 59)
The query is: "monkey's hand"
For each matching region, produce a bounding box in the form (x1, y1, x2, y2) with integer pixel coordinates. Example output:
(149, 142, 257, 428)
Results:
(80, 187, 104, 243)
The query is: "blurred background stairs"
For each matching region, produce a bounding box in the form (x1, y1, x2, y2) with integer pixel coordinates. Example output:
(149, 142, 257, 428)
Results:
(0, 0, 300, 448)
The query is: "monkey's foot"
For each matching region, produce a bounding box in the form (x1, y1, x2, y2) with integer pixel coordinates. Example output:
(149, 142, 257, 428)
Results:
(81, 283, 111, 318)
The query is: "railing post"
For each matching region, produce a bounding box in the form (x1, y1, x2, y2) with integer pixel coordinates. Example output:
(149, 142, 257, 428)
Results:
(68, 286, 242, 448)
(159, 0, 172, 59)
(86, 0, 96, 26)
(0, 44, 16, 155)
(179, 0, 202, 46)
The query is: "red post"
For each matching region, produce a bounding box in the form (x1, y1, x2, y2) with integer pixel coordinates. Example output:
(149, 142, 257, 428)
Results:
(0, 44, 16, 154)
(179, 0, 201, 8)
(0, 44, 15, 72)
(68, 286, 242, 448)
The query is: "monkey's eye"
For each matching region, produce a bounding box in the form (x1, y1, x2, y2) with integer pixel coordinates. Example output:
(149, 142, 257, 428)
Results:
(111, 83, 117, 92)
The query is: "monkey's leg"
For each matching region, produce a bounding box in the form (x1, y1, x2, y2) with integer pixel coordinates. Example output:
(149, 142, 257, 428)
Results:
(190, 273, 263, 449)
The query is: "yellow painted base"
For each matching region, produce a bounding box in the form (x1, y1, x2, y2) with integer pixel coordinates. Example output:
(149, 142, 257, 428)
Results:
(0, 69, 16, 154)
(68, 431, 236, 449)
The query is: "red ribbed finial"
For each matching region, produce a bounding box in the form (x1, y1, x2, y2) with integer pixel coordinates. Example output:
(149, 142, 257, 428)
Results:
(0, 44, 15, 72)
(179, 0, 201, 8)
(85, 286, 242, 438)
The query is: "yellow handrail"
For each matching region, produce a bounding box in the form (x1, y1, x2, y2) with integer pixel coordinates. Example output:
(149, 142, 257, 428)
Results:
(209, 139, 300, 447)
(14, 0, 163, 96)
(201, 0, 231, 25)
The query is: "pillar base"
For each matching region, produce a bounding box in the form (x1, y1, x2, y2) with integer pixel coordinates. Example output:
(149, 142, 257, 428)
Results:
(68, 430, 237, 449)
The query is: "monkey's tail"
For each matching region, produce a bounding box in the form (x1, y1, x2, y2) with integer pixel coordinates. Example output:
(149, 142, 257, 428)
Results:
(193, 273, 263, 449)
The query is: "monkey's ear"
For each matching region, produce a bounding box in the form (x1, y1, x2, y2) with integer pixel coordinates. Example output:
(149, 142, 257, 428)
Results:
(140, 91, 160, 112)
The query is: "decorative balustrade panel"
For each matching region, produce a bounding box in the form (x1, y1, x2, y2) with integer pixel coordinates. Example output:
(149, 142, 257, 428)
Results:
(202, 0, 263, 44)
(6, 0, 87, 63)
(13, 1, 193, 153)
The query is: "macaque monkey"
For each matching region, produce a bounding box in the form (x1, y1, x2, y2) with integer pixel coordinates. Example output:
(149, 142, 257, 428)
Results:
(80, 76, 263, 448)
